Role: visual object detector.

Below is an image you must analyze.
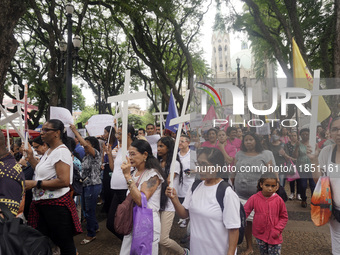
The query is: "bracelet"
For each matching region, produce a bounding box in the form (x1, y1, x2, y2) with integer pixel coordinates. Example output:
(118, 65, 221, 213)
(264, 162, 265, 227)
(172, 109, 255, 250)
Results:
(127, 178, 133, 186)
(36, 180, 42, 189)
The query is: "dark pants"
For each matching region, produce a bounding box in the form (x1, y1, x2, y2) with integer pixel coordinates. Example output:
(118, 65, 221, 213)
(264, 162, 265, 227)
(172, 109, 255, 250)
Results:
(83, 184, 102, 237)
(289, 179, 301, 194)
(106, 189, 127, 240)
(102, 164, 113, 213)
(299, 173, 316, 202)
(37, 205, 76, 255)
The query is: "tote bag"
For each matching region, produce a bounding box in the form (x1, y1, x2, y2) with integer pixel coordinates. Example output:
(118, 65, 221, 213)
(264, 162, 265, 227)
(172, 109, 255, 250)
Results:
(130, 192, 153, 255)
(311, 176, 332, 226)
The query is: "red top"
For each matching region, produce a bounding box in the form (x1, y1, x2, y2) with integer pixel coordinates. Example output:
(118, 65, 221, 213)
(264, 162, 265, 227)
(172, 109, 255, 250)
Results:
(244, 191, 288, 245)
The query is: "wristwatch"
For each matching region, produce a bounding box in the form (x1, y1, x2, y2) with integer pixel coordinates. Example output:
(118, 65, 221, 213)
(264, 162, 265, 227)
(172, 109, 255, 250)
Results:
(127, 178, 133, 186)
(36, 180, 42, 189)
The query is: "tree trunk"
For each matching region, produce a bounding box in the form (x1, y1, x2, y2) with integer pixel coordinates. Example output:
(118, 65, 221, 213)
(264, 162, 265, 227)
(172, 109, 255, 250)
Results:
(0, 0, 27, 109)
(335, 0, 340, 78)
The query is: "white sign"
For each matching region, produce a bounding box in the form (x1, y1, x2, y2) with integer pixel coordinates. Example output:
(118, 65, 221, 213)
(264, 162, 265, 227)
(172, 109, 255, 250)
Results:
(85, 114, 114, 137)
(50, 106, 74, 137)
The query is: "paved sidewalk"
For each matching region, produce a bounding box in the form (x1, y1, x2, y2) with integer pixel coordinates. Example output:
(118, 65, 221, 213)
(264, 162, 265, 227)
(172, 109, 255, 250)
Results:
(74, 187, 333, 255)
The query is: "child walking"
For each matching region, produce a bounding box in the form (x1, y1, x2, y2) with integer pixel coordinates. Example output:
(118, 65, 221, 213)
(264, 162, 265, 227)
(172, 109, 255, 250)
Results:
(244, 172, 288, 255)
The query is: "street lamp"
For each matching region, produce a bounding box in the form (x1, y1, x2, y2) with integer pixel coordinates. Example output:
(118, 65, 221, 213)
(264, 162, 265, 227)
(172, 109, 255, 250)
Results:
(236, 57, 241, 89)
(63, 2, 81, 114)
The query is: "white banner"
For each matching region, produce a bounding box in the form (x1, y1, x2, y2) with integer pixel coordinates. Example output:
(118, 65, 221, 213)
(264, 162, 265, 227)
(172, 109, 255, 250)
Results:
(85, 114, 114, 137)
(50, 106, 74, 137)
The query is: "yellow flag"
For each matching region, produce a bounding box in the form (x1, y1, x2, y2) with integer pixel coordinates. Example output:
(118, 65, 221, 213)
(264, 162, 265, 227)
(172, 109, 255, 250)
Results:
(292, 38, 331, 122)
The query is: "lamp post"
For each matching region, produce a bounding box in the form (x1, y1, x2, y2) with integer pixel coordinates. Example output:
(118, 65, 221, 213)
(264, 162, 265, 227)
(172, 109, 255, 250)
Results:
(236, 57, 241, 89)
(98, 81, 101, 114)
(63, 2, 81, 114)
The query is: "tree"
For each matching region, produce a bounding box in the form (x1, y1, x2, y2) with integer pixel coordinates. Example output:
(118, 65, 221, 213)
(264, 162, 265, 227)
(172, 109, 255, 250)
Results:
(90, 0, 211, 111)
(0, 0, 28, 108)
(75, 105, 97, 126)
(220, 0, 339, 115)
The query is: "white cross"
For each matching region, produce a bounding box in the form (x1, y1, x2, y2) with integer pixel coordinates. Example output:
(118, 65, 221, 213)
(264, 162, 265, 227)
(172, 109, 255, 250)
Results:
(152, 111, 168, 136)
(0, 105, 23, 140)
(107, 70, 147, 161)
(309, 70, 340, 153)
(168, 90, 191, 188)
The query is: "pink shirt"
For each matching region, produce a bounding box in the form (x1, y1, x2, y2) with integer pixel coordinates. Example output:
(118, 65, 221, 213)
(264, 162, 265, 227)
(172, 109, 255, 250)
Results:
(226, 138, 241, 152)
(201, 141, 219, 149)
(244, 192, 288, 245)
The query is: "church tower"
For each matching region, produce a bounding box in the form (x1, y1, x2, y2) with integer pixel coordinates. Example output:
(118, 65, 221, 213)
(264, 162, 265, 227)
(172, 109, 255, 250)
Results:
(211, 31, 231, 79)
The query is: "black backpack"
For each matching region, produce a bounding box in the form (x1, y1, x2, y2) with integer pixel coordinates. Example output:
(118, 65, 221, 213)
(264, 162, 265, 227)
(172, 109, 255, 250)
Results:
(72, 162, 83, 196)
(0, 203, 52, 255)
(191, 180, 246, 245)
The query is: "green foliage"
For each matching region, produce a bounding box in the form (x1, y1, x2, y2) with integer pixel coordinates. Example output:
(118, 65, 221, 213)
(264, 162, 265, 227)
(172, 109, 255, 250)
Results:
(142, 112, 155, 128)
(75, 106, 98, 126)
(72, 85, 86, 111)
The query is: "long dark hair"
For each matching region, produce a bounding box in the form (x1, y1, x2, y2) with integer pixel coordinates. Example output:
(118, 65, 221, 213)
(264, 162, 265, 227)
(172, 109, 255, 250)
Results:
(47, 119, 68, 145)
(257, 172, 278, 191)
(241, 132, 264, 153)
(105, 125, 117, 146)
(157, 137, 183, 184)
(130, 139, 167, 209)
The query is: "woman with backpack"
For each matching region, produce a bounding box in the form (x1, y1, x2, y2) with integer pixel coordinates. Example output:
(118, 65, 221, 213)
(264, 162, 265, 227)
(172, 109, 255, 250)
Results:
(166, 147, 240, 255)
(70, 124, 102, 245)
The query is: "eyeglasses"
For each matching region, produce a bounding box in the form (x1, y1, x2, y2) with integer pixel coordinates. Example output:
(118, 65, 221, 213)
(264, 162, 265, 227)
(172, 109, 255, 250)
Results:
(331, 127, 340, 133)
(116, 132, 122, 135)
(41, 128, 57, 133)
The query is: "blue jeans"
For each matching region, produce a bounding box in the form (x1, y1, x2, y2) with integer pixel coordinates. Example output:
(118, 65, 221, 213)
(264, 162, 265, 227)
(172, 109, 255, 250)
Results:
(82, 184, 102, 237)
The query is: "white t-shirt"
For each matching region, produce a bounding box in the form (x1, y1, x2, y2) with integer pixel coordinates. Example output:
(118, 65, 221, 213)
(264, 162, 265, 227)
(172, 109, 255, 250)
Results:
(110, 148, 128, 190)
(164, 160, 181, 212)
(318, 145, 340, 210)
(178, 149, 196, 198)
(182, 181, 240, 255)
(127, 169, 164, 212)
(33, 145, 73, 201)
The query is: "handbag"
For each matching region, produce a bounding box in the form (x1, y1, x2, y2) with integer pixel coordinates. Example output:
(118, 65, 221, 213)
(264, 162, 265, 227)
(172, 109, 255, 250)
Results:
(130, 192, 153, 255)
(286, 160, 300, 181)
(311, 176, 332, 226)
(114, 171, 145, 236)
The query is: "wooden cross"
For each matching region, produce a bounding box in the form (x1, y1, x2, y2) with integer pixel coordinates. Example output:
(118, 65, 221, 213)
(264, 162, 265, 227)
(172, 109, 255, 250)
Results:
(168, 90, 191, 188)
(107, 70, 147, 161)
(152, 111, 168, 136)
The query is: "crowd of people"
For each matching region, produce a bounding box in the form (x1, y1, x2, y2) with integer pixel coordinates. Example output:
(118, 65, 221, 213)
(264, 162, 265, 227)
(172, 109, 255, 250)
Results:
(1, 117, 340, 255)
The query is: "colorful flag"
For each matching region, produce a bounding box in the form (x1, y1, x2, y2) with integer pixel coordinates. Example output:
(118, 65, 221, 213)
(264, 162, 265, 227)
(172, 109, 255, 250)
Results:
(165, 90, 179, 133)
(292, 38, 331, 122)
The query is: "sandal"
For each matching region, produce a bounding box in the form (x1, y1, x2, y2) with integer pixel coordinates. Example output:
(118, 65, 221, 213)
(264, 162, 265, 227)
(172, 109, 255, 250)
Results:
(80, 236, 96, 245)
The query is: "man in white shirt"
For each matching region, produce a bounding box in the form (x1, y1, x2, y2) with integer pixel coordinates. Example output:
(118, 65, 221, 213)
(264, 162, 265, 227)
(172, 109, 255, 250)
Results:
(178, 134, 196, 228)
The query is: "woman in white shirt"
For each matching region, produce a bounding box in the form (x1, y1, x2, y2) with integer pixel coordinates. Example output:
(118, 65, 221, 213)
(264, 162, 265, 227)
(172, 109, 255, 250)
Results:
(25, 119, 81, 255)
(166, 147, 240, 255)
(120, 139, 166, 255)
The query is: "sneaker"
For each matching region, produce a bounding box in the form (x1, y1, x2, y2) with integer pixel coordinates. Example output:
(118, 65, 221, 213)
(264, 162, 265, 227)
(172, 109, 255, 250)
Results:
(288, 193, 294, 200)
(179, 219, 187, 228)
(183, 248, 190, 255)
(297, 194, 302, 201)
(301, 201, 307, 208)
